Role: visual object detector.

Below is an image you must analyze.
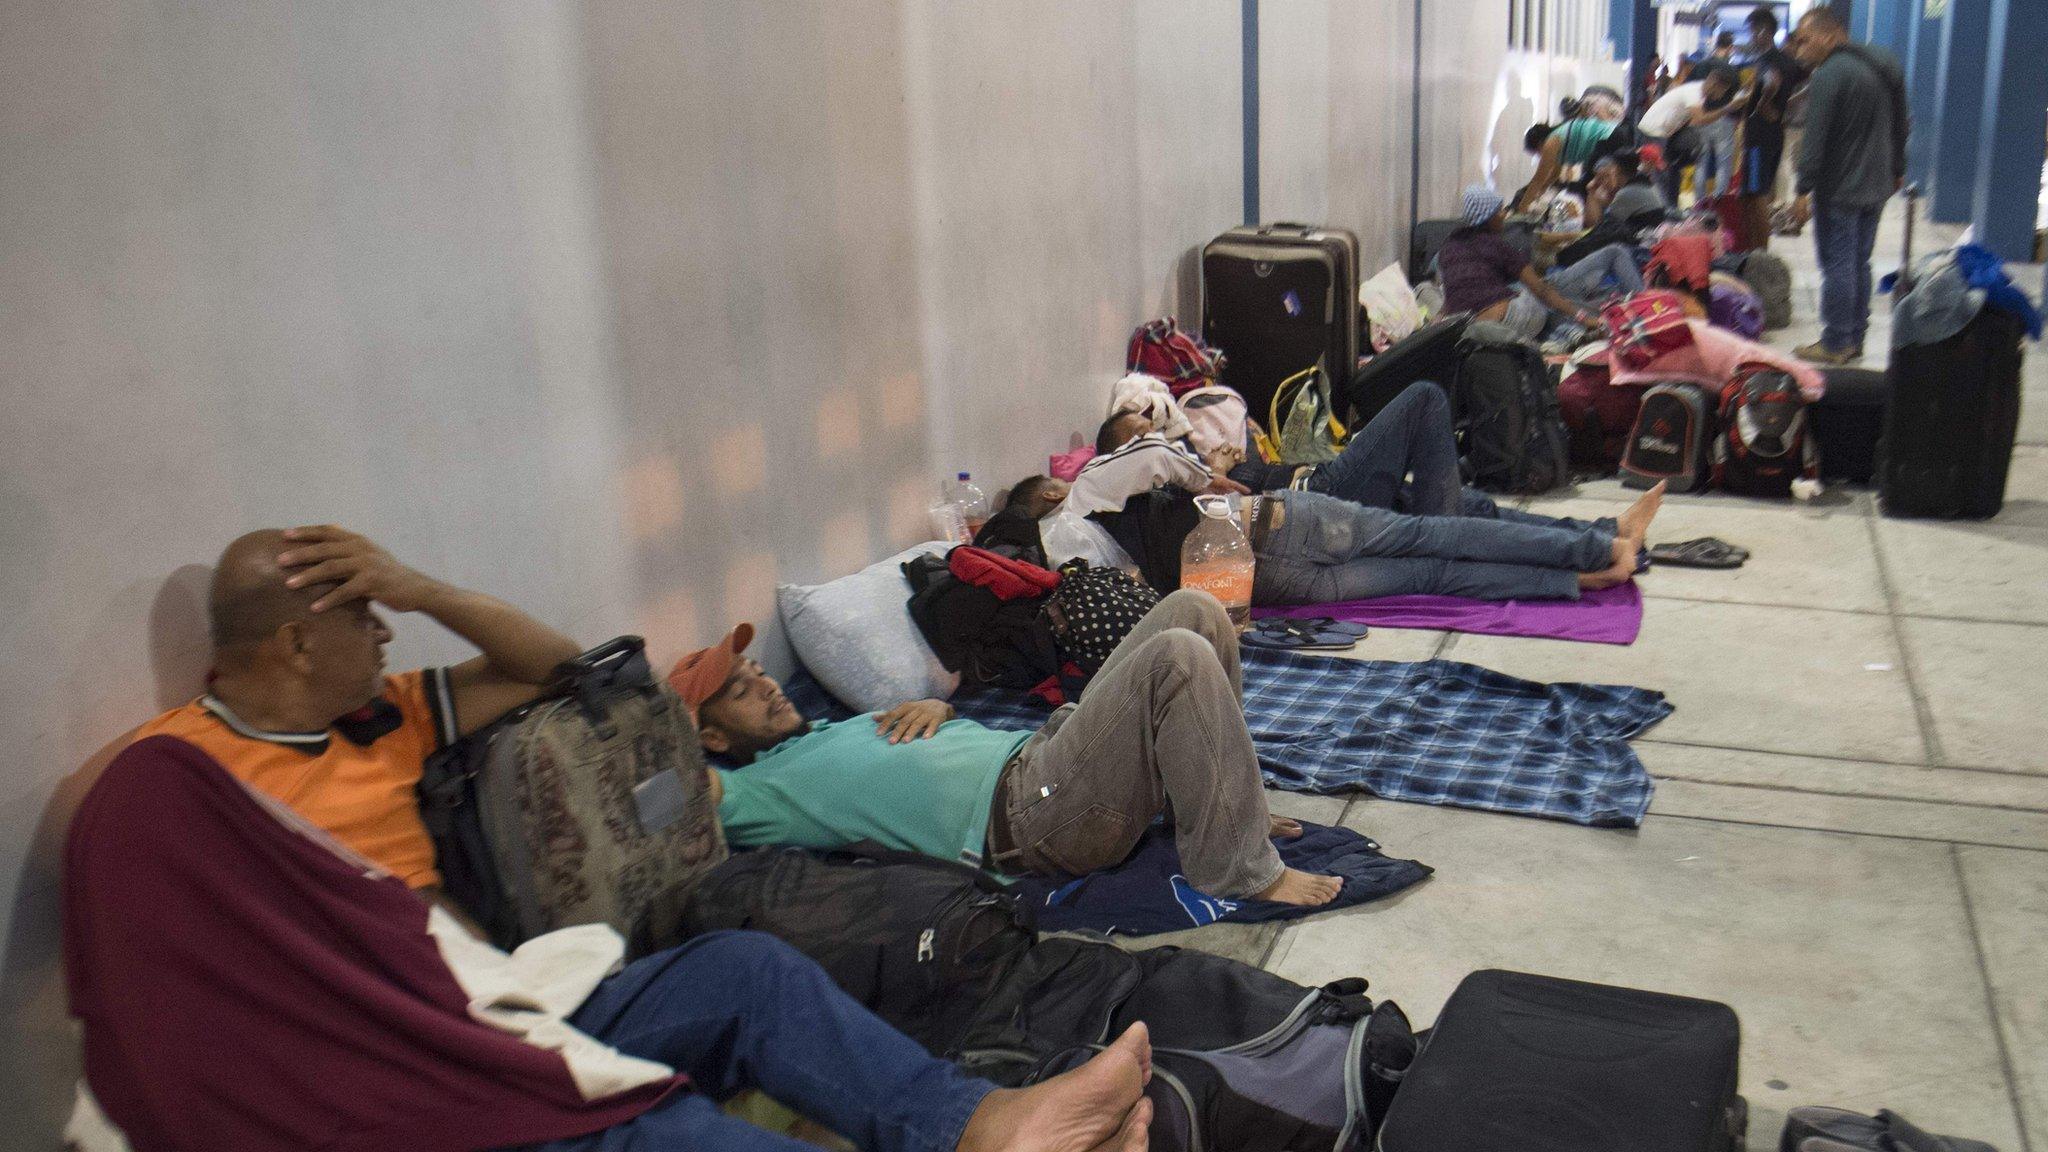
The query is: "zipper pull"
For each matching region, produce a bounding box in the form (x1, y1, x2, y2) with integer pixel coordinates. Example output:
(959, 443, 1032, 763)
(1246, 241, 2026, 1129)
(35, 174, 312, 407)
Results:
(917, 928, 935, 963)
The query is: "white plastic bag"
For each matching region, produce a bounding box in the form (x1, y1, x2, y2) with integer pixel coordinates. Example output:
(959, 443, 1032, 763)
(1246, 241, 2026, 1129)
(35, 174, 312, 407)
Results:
(1359, 262, 1424, 351)
(1039, 506, 1138, 574)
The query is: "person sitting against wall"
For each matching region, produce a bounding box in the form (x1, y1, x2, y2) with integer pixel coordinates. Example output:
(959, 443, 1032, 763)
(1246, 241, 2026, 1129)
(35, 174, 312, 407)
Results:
(79, 526, 1158, 1152)
(680, 593, 1345, 908)
(1438, 184, 1643, 343)
(1511, 85, 1629, 215)
(1074, 382, 1662, 605)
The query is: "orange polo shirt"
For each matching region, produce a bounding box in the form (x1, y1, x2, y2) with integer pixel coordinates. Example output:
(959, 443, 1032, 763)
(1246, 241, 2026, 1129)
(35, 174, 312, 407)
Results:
(133, 669, 457, 888)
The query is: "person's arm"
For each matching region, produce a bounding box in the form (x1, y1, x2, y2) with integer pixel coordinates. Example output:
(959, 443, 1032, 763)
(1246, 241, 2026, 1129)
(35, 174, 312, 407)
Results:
(278, 526, 581, 736)
(1514, 136, 1566, 214)
(1792, 62, 1837, 214)
(873, 699, 955, 743)
(1517, 265, 1600, 327)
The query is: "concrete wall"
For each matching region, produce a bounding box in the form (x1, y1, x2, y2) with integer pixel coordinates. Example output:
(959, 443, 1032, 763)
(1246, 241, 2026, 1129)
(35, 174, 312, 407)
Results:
(0, 1, 1620, 1145)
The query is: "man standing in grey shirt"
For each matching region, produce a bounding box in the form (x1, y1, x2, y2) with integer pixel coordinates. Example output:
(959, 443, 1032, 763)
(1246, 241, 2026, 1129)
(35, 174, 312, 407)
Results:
(1787, 8, 1909, 364)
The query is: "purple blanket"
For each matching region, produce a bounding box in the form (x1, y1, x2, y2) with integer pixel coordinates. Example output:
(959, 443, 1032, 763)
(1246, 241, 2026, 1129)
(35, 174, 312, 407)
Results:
(1255, 581, 1644, 645)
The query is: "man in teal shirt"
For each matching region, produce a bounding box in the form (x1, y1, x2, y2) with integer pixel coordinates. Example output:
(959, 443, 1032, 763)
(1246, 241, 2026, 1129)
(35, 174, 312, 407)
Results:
(670, 591, 1340, 906)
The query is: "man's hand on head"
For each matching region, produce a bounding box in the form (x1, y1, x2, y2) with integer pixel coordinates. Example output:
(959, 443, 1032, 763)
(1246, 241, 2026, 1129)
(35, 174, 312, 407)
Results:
(278, 526, 444, 614)
(873, 699, 954, 744)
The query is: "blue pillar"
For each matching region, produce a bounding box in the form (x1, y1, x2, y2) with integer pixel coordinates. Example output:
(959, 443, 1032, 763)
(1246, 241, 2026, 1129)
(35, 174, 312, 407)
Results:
(1626, 0, 1657, 116)
(1971, 0, 2048, 262)
(1902, 4, 1944, 186)
(1609, 0, 1633, 62)
(1928, 0, 1993, 223)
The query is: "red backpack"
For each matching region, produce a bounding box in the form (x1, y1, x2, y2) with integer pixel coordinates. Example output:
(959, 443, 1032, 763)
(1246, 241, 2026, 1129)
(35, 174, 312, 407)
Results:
(1127, 318, 1225, 396)
(1601, 291, 1694, 370)
(1714, 364, 1818, 497)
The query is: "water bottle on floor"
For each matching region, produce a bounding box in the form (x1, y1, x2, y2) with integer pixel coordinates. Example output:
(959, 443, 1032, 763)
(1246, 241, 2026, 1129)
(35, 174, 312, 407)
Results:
(946, 472, 990, 538)
(1179, 495, 1254, 629)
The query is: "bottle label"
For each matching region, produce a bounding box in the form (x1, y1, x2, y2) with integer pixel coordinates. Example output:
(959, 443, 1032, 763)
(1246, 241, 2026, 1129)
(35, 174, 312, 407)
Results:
(1181, 566, 1253, 604)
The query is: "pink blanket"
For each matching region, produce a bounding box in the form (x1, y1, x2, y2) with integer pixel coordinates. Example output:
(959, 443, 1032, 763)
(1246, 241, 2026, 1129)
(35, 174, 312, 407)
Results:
(1607, 319, 1825, 401)
(1254, 581, 1645, 645)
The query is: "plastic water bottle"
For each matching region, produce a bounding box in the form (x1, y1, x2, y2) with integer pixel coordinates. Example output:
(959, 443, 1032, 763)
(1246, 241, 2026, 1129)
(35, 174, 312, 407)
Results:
(1179, 495, 1255, 629)
(947, 472, 990, 537)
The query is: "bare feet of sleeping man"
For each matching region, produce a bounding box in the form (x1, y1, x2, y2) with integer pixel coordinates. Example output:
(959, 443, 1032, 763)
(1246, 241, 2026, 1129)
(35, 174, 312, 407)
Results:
(961, 1023, 1154, 1152)
(1580, 535, 1644, 590)
(1256, 868, 1345, 906)
(1269, 815, 1306, 839)
(1616, 480, 1667, 542)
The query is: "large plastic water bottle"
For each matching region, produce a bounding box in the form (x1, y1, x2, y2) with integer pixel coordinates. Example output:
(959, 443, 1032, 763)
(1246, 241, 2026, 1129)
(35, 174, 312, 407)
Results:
(947, 472, 990, 537)
(1179, 495, 1255, 629)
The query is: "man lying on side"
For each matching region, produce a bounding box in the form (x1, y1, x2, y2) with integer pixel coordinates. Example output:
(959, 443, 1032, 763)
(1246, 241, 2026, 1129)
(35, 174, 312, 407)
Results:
(1070, 382, 1661, 605)
(679, 591, 1344, 907)
(87, 526, 1153, 1152)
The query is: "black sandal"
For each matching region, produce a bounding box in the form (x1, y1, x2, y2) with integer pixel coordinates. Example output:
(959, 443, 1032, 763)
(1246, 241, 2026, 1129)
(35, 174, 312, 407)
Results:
(1646, 537, 1748, 569)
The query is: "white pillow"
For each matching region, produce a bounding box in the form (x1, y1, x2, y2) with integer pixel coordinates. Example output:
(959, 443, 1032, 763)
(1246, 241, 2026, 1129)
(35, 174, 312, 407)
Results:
(778, 543, 961, 713)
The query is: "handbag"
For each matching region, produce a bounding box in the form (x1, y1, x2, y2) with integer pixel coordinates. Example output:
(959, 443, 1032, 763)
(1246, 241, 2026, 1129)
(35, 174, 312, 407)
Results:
(1269, 364, 1348, 464)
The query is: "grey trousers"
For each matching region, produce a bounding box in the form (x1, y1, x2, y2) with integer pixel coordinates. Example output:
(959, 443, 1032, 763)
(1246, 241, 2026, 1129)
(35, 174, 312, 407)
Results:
(991, 590, 1284, 899)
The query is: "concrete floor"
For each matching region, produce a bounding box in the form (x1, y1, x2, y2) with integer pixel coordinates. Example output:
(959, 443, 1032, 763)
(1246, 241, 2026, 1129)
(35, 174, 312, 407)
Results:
(1148, 205, 2048, 1151)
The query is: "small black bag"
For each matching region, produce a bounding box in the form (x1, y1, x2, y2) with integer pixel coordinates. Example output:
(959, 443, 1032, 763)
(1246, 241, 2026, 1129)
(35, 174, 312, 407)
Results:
(1044, 559, 1161, 676)
(1377, 969, 1745, 1152)
(1622, 380, 1718, 492)
(680, 844, 1036, 1056)
(1453, 322, 1570, 495)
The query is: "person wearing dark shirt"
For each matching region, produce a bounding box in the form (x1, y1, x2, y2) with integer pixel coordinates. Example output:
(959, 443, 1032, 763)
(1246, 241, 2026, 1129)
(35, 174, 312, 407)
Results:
(1735, 8, 1804, 252)
(1437, 184, 1641, 341)
(1787, 8, 1908, 364)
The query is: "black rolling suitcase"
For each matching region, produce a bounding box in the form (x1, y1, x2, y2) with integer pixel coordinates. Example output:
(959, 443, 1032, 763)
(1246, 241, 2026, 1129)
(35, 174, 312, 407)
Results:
(1812, 367, 1889, 483)
(1408, 219, 1461, 283)
(1339, 311, 1471, 428)
(1203, 223, 1361, 420)
(1880, 307, 2026, 519)
(1376, 969, 1746, 1152)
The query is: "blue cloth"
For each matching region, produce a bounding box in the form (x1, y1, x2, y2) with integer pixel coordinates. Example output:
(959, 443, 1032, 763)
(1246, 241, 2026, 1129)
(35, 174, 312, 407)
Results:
(1952, 245, 2044, 340)
(1814, 204, 1883, 353)
(784, 647, 1670, 828)
(1010, 820, 1432, 936)
(515, 932, 993, 1152)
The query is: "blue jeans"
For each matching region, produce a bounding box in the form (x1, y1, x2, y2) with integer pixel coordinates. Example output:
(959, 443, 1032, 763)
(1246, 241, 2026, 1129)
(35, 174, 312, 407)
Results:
(1813, 203, 1882, 353)
(1505, 243, 1644, 339)
(1305, 382, 1464, 515)
(513, 932, 994, 1152)
(1253, 489, 1617, 603)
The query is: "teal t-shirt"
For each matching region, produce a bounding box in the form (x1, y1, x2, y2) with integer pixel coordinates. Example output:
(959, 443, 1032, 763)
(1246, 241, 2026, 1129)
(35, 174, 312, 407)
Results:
(715, 717, 1029, 867)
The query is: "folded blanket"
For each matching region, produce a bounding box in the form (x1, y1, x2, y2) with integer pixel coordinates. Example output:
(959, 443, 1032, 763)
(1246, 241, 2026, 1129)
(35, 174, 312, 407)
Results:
(785, 647, 1670, 827)
(1608, 318, 1824, 400)
(1011, 820, 1431, 936)
(1255, 581, 1644, 645)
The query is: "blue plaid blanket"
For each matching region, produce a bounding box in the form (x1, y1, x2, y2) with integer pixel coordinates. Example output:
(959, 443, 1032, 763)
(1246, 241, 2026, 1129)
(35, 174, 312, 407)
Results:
(782, 648, 1671, 827)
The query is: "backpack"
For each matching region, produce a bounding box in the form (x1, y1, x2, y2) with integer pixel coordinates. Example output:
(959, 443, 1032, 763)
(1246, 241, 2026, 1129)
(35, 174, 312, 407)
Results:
(1270, 364, 1347, 464)
(1044, 559, 1162, 675)
(1707, 272, 1765, 339)
(1738, 251, 1792, 329)
(961, 936, 1418, 1152)
(417, 636, 728, 955)
(1127, 317, 1225, 396)
(1180, 384, 1252, 464)
(1621, 381, 1718, 492)
(680, 844, 1037, 1055)
(1714, 364, 1818, 497)
(1603, 289, 1696, 369)
(1452, 322, 1569, 494)
(1557, 358, 1649, 471)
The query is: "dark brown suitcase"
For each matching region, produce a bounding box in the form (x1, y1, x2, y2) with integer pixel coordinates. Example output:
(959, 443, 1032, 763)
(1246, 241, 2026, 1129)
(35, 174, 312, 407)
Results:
(1201, 223, 1361, 421)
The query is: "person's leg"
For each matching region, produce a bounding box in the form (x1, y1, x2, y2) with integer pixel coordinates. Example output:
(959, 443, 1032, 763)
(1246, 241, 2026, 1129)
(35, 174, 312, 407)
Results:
(1503, 288, 1551, 339)
(1254, 551, 1584, 603)
(1546, 243, 1643, 301)
(1812, 203, 1856, 353)
(1851, 206, 1882, 353)
(1266, 490, 1616, 573)
(542, 932, 995, 1152)
(1000, 606, 1312, 901)
(1304, 382, 1461, 515)
(1088, 588, 1241, 701)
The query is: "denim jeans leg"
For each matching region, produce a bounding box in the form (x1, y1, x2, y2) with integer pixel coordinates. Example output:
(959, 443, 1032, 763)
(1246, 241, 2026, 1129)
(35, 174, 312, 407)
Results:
(1307, 382, 1461, 515)
(1851, 207, 1881, 350)
(1814, 205, 1859, 353)
(519, 933, 995, 1152)
(1547, 243, 1643, 301)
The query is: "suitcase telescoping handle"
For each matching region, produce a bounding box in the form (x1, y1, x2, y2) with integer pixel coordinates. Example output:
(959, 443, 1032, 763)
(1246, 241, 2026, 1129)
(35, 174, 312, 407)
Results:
(549, 635, 658, 738)
(1895, 183, 1921, 297)
(1257, 222, 1318, 238)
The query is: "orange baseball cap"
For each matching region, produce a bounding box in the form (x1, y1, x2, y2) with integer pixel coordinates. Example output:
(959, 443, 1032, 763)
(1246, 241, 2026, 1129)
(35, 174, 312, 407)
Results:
(667, 623, 755, 716)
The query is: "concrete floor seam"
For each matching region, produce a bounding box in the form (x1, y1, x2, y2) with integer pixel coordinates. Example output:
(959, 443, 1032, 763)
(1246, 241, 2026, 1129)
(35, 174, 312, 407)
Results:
(1862, 509, 1949, 767)
(1647, 809, 2048, 854)
(1951, 843, 2039, 1152)
(1638, 592, 2048, 630)
(1639, 736, 2048, 781)
(1650, 773, 2048, 816)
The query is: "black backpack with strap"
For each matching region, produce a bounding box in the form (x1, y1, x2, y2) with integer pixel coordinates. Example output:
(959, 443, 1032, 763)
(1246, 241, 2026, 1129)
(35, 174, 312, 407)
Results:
(1454, 322, 1570, 495)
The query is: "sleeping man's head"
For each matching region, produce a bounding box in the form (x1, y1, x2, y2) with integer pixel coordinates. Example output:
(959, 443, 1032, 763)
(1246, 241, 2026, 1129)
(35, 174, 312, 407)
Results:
(1096, 411, 1152, 456)
(669, 624, 808, 763)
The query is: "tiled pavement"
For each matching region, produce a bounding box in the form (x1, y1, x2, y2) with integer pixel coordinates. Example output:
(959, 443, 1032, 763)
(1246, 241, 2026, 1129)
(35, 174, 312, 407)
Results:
(1146, 204, 2048, 1151)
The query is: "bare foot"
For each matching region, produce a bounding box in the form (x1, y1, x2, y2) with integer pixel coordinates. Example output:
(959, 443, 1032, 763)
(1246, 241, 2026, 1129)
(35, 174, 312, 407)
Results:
(1269, 815, 1305, 839)
(1579, 536, 1639, 590)
(1616, 480, 1666, 543)
(959, 1024, 1150, 1152)
(1253, 867, 1343, 906)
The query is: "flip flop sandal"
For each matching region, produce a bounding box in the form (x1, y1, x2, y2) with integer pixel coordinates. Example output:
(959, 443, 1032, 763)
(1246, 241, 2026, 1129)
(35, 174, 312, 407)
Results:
(1244, 617, 1368, 651)
(1647, 537, 1747, 569)
(1784, 1106, 2001, 1152)
(1635, 549, 1653, 575)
